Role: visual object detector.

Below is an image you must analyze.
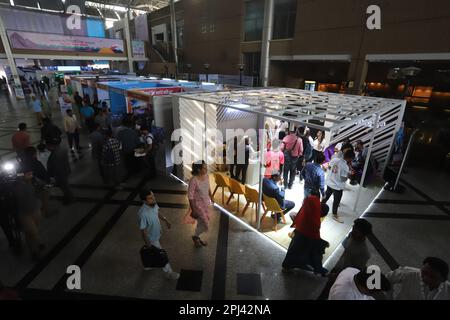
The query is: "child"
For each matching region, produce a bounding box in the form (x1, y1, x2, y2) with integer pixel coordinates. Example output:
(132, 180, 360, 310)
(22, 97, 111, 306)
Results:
(137, 189, 179, 280)
(338, 218, 372, 271)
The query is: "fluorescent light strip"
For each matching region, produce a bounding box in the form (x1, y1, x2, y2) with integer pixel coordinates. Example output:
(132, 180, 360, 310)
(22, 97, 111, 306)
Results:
(170, 174, 288, 253)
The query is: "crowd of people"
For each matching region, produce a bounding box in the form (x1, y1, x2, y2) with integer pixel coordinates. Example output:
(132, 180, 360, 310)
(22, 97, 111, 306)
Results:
(1, 96, 448, 300)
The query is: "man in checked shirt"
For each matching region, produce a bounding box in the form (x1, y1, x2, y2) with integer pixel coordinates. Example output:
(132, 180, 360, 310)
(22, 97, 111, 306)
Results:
(101, 129, 123, 189)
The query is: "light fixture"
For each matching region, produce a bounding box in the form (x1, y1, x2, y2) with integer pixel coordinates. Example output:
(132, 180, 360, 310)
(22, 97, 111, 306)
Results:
(201, 82, 214, 86)
(2, 162, 15, 172)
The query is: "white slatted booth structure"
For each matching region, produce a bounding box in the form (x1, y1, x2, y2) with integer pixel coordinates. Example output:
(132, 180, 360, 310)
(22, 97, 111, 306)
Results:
(173, 88, 406, 227)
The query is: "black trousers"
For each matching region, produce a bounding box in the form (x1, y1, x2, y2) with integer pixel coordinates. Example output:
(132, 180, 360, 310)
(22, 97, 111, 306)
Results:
(229, 164, 236, 179)
(283, 154, 298, 188)
(0, 211, 19, 248)
(67, 130, 80, 150)
(322, 186, 343, 215)
(124, 152, 138, 175)
(55, 175, 73, 204)
(235, 164, 248, 184)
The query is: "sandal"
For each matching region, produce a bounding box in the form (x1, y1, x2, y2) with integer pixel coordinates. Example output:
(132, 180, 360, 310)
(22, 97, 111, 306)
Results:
(199, 238, 208, 247)
(192, 236, 202, 248)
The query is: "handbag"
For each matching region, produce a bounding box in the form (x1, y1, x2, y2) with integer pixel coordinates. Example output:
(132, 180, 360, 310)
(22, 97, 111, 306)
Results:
(140, 245, 169, 268)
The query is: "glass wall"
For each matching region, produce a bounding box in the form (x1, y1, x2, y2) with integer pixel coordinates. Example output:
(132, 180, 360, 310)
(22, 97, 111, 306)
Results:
(244, 0, 265, 41)
(272, 0, 297, 39)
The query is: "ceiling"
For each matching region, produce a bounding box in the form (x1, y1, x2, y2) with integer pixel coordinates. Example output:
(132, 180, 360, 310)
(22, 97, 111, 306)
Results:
(94, 0, 171, 11)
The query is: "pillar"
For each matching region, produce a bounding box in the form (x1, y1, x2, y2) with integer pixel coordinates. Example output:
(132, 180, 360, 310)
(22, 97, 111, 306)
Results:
(0, 16, 24, 99)
(170, 0, 179, 75)
(347, 58, 369, 95)
(124, 9, 134, 73)
(259, 0, 274, 87)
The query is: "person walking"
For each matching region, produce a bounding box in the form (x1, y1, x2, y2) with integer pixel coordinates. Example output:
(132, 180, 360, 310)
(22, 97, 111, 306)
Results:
(89, 123, 106, 183)
(47, 138, 72, 205)
(117, 118, 140, 176)
(139, 126, 156, 178)
(11, 123, 30, 159)
(282, 191, 329, 276)
(386, 257, 450, 300)
(13, 168, 45, 259)
(21, 147, 51, 217)
(138, 189, 179, 280)
(188, 161, 214, 248)
(80, 101, 95, 133)
(101, 129, 123, 189)
(63, 109, 81, 153)
(40, 95, 52, 120)
(322, 149, 355, 223)
(40, 118, 62, 145)
(31, 96, 43, 126)
(328, 267, 391, 300)
(301, 152, 326, 199)
(281, 125, 303, 189)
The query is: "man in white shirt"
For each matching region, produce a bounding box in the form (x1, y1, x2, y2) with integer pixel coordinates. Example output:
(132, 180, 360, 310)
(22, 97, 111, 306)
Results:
(328, 267, 391, 300)
(386, 257, 450, 300)
(322, 149, 355, 223)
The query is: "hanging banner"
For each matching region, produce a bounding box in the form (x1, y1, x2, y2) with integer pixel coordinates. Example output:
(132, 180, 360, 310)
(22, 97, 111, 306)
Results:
(7, 30, 125, 55)
(132, 40, 146, 59)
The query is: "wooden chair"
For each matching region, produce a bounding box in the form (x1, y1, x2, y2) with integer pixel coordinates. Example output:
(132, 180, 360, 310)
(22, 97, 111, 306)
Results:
(261, 194, 286, 232)
(226, 178, 246, 213)
(212, 173, 231, 204)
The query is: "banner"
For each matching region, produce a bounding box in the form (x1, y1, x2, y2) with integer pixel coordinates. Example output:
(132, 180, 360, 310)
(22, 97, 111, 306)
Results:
(127, 87, 183, 102)
(132, 40, 146, 59)
(7, 30, 125, 55)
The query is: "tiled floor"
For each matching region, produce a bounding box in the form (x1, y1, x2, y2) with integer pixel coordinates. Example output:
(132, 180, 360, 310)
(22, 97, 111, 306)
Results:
(0, 91, 449, 300)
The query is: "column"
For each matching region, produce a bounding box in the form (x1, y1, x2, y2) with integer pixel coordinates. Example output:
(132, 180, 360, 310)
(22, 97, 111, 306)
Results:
(170, 0, 179, 74)
(347, 58, 369, 95)
(124, 9, 134, 73)
(0, 16, 24, 99)
(259, 0, 274, 87)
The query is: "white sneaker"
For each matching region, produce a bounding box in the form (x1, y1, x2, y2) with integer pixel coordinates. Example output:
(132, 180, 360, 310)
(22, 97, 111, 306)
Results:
(165, 271, 180, 280)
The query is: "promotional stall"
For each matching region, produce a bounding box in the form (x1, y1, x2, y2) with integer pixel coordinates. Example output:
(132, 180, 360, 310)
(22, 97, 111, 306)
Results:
(173, 88, 406, 258)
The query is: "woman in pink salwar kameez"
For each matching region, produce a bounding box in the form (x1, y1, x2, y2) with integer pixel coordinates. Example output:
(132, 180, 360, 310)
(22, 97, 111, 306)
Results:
(188, 161, 214, 248)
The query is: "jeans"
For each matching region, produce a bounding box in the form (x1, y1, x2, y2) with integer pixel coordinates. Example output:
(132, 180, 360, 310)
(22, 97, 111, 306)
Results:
(283, 153, 298, 188)
(67, 130, 80, 150)
(322, 186, 343, 215)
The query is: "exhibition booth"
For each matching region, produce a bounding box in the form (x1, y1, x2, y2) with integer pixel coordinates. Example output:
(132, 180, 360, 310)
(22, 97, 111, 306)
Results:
(173, 88, 406, 258)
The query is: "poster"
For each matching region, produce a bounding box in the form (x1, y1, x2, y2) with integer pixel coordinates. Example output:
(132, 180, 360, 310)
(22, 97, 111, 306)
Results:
(132, 40, 146, 59)
(7, 30, 125, 55)
(126, 96, 148, 113)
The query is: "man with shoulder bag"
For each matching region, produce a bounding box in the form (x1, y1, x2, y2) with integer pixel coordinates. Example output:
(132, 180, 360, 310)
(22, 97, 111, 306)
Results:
(281, 124, 303, 189)
(137, 189, 179, 280)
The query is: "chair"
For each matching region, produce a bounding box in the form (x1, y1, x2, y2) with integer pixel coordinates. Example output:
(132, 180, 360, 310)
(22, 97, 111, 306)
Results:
(261, 194, 286, 232)
(226, 178, 246, 213)
(242, 186, 259, 223)
(212, 173, 231, 204)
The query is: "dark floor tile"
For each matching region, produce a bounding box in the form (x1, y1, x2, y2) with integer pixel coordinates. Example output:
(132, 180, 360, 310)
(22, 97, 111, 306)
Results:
(236, 273, 262, 296)
(176, 269, 203, 292)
